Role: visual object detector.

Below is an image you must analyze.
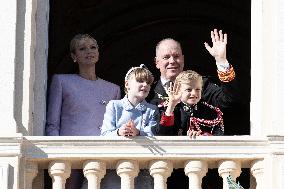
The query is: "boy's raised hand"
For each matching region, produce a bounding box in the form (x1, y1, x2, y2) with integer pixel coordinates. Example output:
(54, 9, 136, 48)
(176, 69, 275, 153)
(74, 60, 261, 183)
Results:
(166, 82, 182, 108)
(164, 82, 182, 116)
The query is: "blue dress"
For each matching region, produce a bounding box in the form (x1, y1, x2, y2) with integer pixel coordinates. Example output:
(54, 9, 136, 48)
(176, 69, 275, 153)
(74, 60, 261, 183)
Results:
(101, 96, 159, 136)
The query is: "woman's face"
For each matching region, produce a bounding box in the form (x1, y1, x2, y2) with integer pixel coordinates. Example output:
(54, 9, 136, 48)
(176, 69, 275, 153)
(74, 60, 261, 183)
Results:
(71, 37, 99, 66)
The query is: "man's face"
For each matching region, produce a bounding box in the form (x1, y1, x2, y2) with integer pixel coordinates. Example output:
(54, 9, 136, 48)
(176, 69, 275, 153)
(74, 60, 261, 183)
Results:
(155, 40, 184, 81)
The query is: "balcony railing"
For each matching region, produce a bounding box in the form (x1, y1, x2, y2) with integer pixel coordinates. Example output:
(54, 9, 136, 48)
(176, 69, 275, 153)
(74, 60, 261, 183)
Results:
(1, 135, 278, 189)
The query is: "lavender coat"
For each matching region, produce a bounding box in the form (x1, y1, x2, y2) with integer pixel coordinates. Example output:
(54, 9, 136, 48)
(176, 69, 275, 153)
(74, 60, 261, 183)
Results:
(45, 74, 121, 136)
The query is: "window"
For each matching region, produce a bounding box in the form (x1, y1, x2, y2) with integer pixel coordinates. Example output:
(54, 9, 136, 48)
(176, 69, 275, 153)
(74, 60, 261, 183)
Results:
(34, 0, 253, 136)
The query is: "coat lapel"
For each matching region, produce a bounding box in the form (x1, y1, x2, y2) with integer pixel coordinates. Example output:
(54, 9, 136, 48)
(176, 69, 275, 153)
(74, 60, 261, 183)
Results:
(154, 80, 167, 97)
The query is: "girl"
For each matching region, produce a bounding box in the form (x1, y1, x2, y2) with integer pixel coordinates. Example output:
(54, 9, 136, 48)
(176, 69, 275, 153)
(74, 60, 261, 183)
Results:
(101, 64, 158, 136)
(81, 65, 158, 189)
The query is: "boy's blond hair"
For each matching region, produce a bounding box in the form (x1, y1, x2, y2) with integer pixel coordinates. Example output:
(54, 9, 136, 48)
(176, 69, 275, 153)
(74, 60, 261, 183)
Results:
(175, 70, 203, 86)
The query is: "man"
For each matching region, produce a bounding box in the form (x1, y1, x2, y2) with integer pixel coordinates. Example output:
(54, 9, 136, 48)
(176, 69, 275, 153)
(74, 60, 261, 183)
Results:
(148, 29, 239, 109)
(147, 29, 239, 189)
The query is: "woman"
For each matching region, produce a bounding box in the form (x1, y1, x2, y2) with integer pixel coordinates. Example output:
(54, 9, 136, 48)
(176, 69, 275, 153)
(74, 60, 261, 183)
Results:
(46, 34, 121, 188)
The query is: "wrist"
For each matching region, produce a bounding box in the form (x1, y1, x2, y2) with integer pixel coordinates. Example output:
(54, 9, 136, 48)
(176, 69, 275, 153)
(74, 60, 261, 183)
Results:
(215, 57, 227, 64)
(166, 104, 176, 113)
(216, 60, 230, 72)
(165, 110, 174, 116)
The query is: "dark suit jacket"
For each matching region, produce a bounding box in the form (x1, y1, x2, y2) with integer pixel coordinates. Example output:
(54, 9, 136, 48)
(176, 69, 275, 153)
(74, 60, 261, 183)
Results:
(147, 76, 240, 109)
(156, 101, 224, 136)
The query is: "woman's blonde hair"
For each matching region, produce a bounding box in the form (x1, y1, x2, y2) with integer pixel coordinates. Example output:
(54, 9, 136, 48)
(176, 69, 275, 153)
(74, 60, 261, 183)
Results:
(70, 34, 98, 54)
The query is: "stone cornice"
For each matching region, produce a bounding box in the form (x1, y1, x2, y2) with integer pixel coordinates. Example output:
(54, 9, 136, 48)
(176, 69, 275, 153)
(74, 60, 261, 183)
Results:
(0, 133, 23, 157)
(21, 136, 270, 168)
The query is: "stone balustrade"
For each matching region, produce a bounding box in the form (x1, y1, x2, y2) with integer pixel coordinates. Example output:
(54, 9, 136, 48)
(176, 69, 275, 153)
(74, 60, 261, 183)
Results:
(1, 135, 284, 188)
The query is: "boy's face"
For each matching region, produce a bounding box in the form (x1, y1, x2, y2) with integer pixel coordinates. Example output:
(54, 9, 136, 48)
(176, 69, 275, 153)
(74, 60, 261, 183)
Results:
(180, 80, 202, 106)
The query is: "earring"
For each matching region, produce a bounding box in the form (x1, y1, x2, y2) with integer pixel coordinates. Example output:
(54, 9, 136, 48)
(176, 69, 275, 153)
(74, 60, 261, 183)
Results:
(73, 59, 76, 62)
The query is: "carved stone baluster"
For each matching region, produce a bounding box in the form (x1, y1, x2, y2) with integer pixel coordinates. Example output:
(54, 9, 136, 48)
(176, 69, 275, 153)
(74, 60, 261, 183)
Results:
(25, 162, 38, 189)
(116, 160, 139, 189)
(218, 160, 241, 189)
(184, 160, 208, 189)
(251, 160, 264, 189)
(48, 161, 71, 189)
(83, 160, 106, 189)
(149, 160, 173, 189)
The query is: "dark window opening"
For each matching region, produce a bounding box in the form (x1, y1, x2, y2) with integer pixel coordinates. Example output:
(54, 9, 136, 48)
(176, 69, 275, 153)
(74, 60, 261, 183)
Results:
(48, 0, 251, 135)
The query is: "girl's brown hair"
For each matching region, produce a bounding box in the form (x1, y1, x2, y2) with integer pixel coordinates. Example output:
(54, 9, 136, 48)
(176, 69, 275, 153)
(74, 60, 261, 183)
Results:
(124, 66, 154, 93)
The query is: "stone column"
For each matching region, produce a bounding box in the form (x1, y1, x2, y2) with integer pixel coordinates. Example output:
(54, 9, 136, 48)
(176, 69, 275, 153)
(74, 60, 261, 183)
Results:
(25, 162, 38, 189)
(48, 161, 71, 189)
(149, 160, 173, 189)
(83, 160, 106, 189)
(0, 0, 17, 133)
(184, 160, 208, 189)
(116, 160, 139, 189)
(251, 160, 264, 189)
(218, 160, 241, 189)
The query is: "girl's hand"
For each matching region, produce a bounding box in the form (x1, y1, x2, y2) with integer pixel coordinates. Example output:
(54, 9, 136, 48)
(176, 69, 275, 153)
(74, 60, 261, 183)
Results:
(118, 120, 133, 136)
(118, 120, 140, 136)
(126, 120, 140, 136)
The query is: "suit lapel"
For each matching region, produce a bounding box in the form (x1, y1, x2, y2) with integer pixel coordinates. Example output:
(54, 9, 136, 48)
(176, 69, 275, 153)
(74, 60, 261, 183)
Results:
(154, 80, 167, 97)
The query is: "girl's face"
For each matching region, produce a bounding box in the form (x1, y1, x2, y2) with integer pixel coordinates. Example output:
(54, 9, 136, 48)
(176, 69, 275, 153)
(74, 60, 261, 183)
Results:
(180, 80, 202, 106)
(125, 75, 151, 101)
(71, 37, 99, 66)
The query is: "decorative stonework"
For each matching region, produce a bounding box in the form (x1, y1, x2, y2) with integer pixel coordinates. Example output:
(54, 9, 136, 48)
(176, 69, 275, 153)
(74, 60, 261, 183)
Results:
(0, 163, 10, 189)
(251, 159, 264, 189)
(25, 162, 38, 189)
(83, 160, 106, 189)
(48, 161, 71, 189)
(218, 160, 241, 189)
(149, 160, 173, 189)
(116, 160, 139, 189)
(184, 160, 208, 189)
